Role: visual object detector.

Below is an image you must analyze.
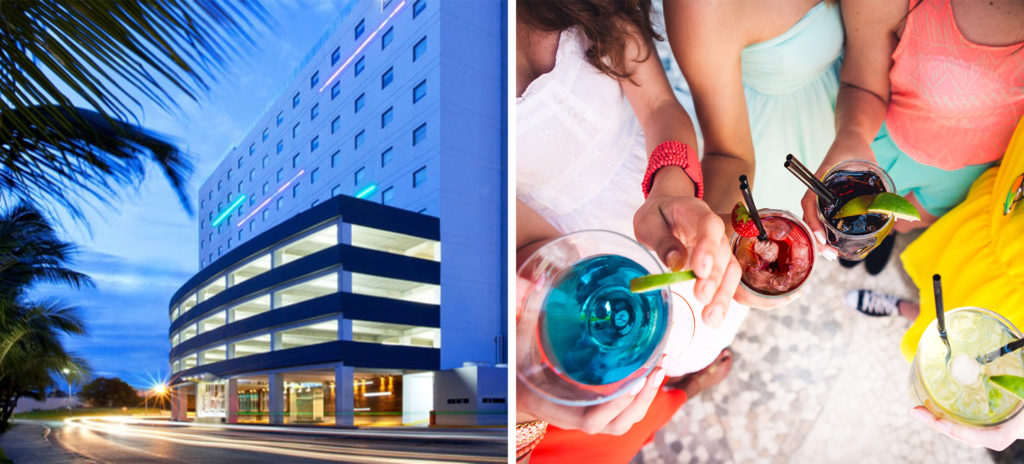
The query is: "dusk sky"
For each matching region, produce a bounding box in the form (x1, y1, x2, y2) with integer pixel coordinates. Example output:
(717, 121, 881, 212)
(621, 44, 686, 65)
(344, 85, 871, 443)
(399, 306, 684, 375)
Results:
(34, 0, 349, 389)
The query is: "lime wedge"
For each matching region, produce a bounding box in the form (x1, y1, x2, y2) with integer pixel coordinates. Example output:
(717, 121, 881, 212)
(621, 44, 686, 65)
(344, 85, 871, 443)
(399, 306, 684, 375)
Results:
(989, 375, 1024, 400)
(867, 192, 921, 221)
(629, 270, 697, 293)
(834, 194, 874, 218)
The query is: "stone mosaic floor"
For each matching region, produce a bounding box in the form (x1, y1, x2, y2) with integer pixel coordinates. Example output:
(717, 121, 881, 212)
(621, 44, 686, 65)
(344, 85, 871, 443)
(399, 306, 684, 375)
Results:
(633, 232, 995, 463)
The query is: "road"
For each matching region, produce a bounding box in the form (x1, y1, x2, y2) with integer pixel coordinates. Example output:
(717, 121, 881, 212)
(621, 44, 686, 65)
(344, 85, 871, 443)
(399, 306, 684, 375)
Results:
(0, 417, 507, 463)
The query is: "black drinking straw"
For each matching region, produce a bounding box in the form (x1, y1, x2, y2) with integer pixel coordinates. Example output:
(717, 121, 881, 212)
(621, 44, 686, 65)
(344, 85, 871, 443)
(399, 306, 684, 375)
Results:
(978, 338, 1024, 364)
(933, 274, 952, 361)
(738, 175, 767, 241)
(784, 154, 838, 205)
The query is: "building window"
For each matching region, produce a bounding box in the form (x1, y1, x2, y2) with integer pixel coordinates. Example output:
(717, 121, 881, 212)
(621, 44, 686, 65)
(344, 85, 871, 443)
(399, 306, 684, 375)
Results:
(355, 56, 365, 76)
(331, 47, 340, 65)
(310, 103, 319, 120)
(276, 140, 284, 154)
(414, 0, 426, 17)
(383, 0, 393, 9)
(381, 107, 394, 128)
(381, 67, 394, 88)
(413, 80, 426, 103)
(276, 197, 284, 210)
(249, 143, 255, 155)
(413, 123, 427, 145)
(354, 130, 365, 149)
(354, 19, 365, 40)
(354, 167, 365, 185)
(381, 186, 394, 205)
(292, 92, 300, 108)
(331, 116, 341, 134)
(310, 136, 319, 152)
(311, 168, 320, 183)
(200, 199, 205, 209)
(292, 123, 300, 139)
(217, 180, 222, 191)
(381, 147, 393, 167)
(276, 169, 283, 182)
(262, 128, 269, 141)
(331, 81, 340, 100)
(413, 37, 426, 61)
(249, 169, 255, 181)
(310, 71, 319, 88)
(382, 27, 394, 49)
(331, 185, 341, 197)
(208, 191, 213, 200)
(311, 199, 319, 208)
(227, 238, 232, 249)
(263, 182, 269, 194)
(227, 169, 232, 180)
(292, 184, 299, 198)
(238, 230, 243, 241)
(413, 166, 426, 187)
(262, 209, 269, 221)
(354, 93, 365, 113)
(218, 246, 222, 255)
(276, 111, 284, 126)
(237, 181, 243, 193)
(237, 157, 243, 168)
(262, 156, 269, 168)
(331, 150, 341, 167)
(292, 153, 300, 168)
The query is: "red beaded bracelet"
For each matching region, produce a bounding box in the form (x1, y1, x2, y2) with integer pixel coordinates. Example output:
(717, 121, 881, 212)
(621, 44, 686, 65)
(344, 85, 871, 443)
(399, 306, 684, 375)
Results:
(641, 141, 704, 200)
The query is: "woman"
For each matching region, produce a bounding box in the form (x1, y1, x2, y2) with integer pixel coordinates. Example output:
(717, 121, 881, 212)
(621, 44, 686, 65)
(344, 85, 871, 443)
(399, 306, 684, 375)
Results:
(800, 0, 1024, 275)
(662, 0, 843, 255)
(516, 0, 745, 461)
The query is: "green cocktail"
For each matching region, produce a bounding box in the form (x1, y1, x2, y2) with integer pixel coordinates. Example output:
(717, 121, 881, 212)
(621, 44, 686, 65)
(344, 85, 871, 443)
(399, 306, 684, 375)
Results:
(910, 307, 1024, 427)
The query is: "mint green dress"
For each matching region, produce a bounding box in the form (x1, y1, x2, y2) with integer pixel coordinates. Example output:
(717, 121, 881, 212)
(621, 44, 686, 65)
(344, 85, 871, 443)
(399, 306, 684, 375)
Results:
(661, 2, 843, 214)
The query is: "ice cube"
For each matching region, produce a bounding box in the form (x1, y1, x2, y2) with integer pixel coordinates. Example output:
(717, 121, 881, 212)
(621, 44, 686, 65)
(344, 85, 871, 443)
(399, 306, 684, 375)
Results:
(769, 274, 792, 293)
(736, 245, 762, 270)
(788, 260, 810, 280)
(790, 241, 810, 263)
(744, 268, 775, 291)
(950, 353, 981, 386)
(753, 239, 779, 262)
(763, 219, 791, 241)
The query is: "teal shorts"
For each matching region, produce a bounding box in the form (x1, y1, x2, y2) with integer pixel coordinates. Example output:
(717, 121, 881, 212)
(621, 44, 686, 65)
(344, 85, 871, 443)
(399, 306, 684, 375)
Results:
(872, 123, 993, 217)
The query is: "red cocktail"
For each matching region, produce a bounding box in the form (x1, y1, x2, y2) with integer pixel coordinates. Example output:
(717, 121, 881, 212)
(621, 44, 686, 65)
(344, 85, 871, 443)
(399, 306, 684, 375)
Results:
(731, 209, 814, 297)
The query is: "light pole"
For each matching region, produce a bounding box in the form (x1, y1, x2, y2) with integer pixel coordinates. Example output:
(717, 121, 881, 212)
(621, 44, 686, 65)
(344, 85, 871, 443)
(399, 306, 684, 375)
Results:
(61, 368, 71, 411)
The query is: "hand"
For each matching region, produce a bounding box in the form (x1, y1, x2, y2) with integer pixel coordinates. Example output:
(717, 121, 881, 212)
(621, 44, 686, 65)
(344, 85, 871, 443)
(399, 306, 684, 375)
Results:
(733, 285, 804, 310)
(634, 172, 741, 328)
(798, 139, 876, 262)
(518, 365, 667, 436)
(911, 406, 1024, 451)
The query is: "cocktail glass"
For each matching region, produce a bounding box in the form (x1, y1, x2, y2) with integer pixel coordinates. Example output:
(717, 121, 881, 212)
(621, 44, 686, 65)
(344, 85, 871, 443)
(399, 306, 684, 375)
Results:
(816, 159, 896, 260)
(730, 209, 815, 298)
(909, 307, 1024, 427)
(517, 230, 687, 406)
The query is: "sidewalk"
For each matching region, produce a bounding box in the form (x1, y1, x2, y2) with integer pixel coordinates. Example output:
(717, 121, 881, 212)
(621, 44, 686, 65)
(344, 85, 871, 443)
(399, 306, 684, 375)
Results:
(635, 232, 995, 463)
(0, 421, 92, 464)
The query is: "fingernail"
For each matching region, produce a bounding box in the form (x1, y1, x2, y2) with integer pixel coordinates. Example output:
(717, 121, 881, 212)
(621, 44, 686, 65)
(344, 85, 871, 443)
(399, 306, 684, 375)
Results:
(629, 378, 645, 396)
(666, 250, 682, 271)
(936, 420, 952, 435)
(814, 231, 826, 245)
(653, 369, 666, 386)
(910, 408, 931, 423)
(822, 249, 837, 261)
(706, 304, 723, 328)
(700, 256, 713, 277)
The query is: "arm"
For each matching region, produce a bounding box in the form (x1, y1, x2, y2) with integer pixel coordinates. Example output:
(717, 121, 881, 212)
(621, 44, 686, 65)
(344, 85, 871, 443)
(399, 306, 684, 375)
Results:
(800, 0, 906, 244)
(618, 26, 740, 326)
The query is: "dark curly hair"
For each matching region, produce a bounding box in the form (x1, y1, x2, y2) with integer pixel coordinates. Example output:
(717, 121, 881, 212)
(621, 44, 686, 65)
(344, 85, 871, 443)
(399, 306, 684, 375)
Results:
(517, 0, 661, 81)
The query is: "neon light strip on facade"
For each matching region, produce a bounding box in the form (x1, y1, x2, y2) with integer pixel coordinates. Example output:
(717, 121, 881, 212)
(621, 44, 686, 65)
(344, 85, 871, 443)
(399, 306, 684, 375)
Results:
(355, 183, 377, 199)
(317, 0, 408, 93)
(236, 170, 306, 227)
(211, 195, 246, 227)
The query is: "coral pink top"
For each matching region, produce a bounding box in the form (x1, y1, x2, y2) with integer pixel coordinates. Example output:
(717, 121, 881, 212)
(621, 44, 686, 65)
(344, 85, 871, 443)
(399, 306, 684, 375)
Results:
(887, 0, 1024, 170)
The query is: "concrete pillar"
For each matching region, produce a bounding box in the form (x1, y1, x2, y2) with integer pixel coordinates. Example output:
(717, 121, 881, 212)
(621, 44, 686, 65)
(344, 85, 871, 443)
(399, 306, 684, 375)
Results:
(334, 363, 354, 427)
(338, 221, 351, 246)
(171, 386, 188, 422)
(227, 379, 238, 424)
(268, 373, 284, 425)
(340, 271, 352, 293)
(338, 316, 352, 341)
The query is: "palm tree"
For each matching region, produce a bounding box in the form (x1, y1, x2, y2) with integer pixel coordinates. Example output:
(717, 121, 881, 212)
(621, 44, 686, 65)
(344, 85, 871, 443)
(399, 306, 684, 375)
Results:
(0, 0, 269, 221)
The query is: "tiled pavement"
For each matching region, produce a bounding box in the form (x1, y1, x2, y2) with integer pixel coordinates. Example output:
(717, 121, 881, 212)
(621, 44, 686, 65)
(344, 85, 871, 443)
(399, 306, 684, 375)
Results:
(634, 232, 996, 463)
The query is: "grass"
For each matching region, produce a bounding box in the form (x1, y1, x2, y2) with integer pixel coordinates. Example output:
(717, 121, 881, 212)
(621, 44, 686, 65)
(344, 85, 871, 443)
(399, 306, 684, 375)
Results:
(0, 447, 11, 464)
(13, 407, 159, 421)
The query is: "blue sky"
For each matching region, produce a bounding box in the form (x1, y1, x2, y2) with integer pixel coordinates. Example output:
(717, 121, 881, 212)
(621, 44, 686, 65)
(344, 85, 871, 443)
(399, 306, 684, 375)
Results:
(33, 0, 348, 390)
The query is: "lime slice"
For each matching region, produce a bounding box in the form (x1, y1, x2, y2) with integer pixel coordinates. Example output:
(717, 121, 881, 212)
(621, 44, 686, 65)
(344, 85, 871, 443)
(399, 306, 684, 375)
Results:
(629, 270, 697, 293)
(989, 375, 1024, 400)
(833, 194, 874, 218)
(867, 192, 921, 221)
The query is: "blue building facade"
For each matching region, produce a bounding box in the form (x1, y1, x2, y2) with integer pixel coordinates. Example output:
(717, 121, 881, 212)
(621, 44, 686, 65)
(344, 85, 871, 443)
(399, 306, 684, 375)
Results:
(168, 0, 506, 426)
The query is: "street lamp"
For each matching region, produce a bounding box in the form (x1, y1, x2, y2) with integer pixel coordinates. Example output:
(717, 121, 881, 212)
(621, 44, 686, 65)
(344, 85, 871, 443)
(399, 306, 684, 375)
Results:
(61, 368, 71, 411)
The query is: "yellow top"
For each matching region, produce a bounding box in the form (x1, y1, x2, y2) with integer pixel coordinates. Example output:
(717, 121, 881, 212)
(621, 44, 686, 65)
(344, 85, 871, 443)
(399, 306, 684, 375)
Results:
(900, 117, 1024, 360)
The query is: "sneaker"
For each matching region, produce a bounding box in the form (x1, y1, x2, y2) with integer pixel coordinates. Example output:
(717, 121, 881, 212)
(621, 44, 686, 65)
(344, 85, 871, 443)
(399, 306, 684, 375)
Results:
(864, 233, 897, 275)
(839, 258, 860, 268)
(845, 289, 902, 317)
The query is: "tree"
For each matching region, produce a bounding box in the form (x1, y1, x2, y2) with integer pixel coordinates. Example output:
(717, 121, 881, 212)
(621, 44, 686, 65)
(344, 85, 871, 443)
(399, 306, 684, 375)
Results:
(0, 0, 268, 221)
(78, 377, 140, 409)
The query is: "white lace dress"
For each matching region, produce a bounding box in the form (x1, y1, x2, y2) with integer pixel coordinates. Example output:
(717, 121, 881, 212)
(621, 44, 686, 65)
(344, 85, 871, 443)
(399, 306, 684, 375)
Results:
(517, 27, 749, 377)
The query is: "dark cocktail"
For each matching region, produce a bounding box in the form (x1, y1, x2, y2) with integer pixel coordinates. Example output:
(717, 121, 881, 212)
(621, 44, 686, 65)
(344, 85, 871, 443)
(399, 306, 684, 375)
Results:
(816, 160, 896, 260)
(731, 209, 814, 297)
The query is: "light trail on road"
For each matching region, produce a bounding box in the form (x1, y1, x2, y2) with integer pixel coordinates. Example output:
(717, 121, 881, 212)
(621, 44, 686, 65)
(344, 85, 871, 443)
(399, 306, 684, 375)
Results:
(62, 416, 506, 463)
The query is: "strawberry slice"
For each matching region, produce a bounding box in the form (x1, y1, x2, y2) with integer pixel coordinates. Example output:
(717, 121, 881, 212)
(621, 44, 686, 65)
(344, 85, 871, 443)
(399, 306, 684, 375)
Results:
(731, 202, 759, 238)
